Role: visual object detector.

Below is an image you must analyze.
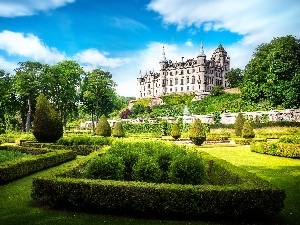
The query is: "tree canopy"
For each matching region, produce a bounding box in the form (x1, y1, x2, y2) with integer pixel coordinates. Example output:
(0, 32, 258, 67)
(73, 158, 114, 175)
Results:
(241, 35, 300, 108)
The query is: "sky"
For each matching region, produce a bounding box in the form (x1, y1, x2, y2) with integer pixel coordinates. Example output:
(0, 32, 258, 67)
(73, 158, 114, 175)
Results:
(0, 0, 299, 97)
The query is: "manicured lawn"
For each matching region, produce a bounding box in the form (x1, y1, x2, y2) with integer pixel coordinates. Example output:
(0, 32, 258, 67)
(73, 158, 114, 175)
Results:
(0, 143, 299, 225)
(198, 144, 300, 225)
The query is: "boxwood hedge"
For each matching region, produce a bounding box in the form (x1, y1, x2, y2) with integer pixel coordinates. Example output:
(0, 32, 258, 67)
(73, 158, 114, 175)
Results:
(31, 146, 285, 218)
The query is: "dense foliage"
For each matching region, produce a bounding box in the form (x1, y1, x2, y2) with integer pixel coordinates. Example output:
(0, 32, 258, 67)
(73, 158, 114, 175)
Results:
(170, 123, 181, 140)
(234, 113, 245, 137)
(95, 114, 111, 137)
(112, 122, 125, 137)
(242, 120, 255, 138)
(241, 35, 300, 108)
(33, 94, 63, 143)
(225, 68, 244, 88)
(189, 119, 206, 145)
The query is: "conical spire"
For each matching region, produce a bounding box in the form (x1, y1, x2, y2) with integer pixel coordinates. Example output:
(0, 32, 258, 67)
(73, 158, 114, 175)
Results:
(162, 45, 167, 62)
(198, 40, 205, 57)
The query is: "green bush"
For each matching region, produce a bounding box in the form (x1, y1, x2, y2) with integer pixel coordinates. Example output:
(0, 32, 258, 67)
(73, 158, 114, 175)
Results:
(234, 138, 266, 145)
(279, 135, 300, 144)
(95, 114, 111, 137)
(155, 150, 173, 183)
(234, 113, 245, 137)
(112, 122, 125, 137)
(84, 154, 124, 180)
(206, 134, 229, 141)
(251, 141, 300, 158)
(168, 152, 206, 185)
(170, 123, 181, 140)
(33, 94, 63, 143)
(189, 119, 206, 145)
(133, 155, 162, 183)
(242, 120, 255, 138)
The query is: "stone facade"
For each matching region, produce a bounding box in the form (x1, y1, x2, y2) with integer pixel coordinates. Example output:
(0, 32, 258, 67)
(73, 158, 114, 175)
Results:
(137, 42, 230, 99)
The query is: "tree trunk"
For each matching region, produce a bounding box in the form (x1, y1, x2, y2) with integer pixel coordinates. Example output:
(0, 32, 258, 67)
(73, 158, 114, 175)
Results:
(25, 97, 32, 132)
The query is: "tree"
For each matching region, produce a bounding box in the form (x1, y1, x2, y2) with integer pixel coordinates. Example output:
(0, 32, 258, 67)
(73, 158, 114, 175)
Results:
(241, 35, 300, 108)
(112, 122, 125, 137)
(33, 94, 63, 143)
(13, 61, 43, 132)
(225, 68, 244, 88)
(171, 123, 181, 140)
(234, 113, 245, 137)
(41, 60, 84, 131)
(242, 120, 255, 139)
(210, 85, 225, 96)
(189, 118, 206, 145)
(95, 114, 111, 137)
(80, 69, 117, 133)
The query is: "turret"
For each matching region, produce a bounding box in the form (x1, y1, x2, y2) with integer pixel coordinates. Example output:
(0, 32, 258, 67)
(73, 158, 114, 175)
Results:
(197, 40, 206, 65)
(159, 45, 168, 69)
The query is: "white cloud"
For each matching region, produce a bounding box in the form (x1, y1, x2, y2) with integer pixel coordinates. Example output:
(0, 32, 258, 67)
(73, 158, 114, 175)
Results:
(0, 0, 75, 17)
(74, 49, 131, 70)
(0, 30, 66, 64)
(185, 40, 193, 47)
(0, 56, 17, 73)
(147, 0, 300, 69)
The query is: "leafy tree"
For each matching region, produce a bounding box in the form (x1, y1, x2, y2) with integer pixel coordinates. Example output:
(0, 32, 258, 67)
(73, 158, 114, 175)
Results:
(95, 114, 111, 137)
(112, 122, 125, 137)
(41, 60, 84, 131)
(242, 120, 255, 138)
(130, 103, 146, 117)
(171, 123, 181, 140)
(189, 118, 206, 145)
(210, 85, 225, 96)
(241, 35, 300, 108)
(225, 68, 244, 88)
(80, 69, 116, 132)
(33, 94, 63, 143)
(120, 108, 132, 119)
(13, 61, 43, 132)
(234, 113, 245, 137)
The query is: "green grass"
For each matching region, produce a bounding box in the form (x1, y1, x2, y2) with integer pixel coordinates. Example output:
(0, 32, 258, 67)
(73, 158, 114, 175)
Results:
(198, 144, 300, 225)
(0, 143, 300, 224)
(0, 150, 30, 163)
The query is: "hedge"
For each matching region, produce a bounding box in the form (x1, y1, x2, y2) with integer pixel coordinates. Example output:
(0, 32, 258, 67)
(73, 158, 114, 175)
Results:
(250, 142, 300, 158)
(0, 148, 76, 183)
(234, 138, 267, 145)
(31, 148, 285, 218)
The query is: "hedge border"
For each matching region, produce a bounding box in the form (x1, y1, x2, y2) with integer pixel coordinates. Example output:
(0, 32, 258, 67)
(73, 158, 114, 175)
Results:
(250, 141, 300, 158)
(31, 149, 285, 218)
(0, 147, 77, 183)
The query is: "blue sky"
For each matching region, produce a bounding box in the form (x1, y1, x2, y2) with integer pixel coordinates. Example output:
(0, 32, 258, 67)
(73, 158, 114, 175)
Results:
(0, 0, 299, 97)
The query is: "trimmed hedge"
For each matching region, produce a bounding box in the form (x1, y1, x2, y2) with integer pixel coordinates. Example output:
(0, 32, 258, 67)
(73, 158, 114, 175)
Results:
(0, 149, 76, 183)
(251, 141, 300, 158)
(234, 138, 267, 145)
(31, 146, 285, 218)
(279, 135, 300, 144)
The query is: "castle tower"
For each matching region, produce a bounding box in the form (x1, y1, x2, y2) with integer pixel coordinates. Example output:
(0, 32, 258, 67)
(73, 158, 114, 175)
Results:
(159, 45, 168, 95)
(197, 41, 206, 91)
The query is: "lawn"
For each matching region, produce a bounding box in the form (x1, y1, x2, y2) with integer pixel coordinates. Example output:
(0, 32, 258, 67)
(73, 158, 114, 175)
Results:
(0, 143, 299, 225)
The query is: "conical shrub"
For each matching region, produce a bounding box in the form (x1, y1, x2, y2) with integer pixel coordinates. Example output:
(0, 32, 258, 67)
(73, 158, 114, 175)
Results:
(33, 94, 63, 143)
(234, 113, 245, 136)
(112, 122, 125, 137)
(189, 118, 206, 145)
(242, 120, 255, 138)
(171, 123, 181, 140)
(95, 114, 111, 137)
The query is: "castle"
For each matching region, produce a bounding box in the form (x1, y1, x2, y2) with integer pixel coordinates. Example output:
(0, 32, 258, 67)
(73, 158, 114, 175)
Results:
(137, 42, 230, 99)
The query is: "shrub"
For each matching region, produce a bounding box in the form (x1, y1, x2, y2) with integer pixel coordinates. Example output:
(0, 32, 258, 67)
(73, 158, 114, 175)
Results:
(170, 123, 181, 140)
(33, 94, 63, 143)
(189, 118, 206, 145)
(242, 120, 255, 138)
(234, 113, 245, 137)
(279, 135, 300, 144)
(168, 152, 206, 185)
(112, 122, 125, 137)
(84, 154, 124, 180)
(155, 150, 173, 183)
(95, 114, 111, 137)
(132, 155, 162, 183)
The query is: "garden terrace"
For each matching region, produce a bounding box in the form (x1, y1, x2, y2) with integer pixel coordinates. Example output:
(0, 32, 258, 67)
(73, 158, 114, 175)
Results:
(31, 141, 285, 219)
(0, 145, 76, 183)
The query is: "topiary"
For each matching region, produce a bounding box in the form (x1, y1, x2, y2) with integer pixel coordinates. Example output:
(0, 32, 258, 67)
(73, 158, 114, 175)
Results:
(168, 152, 206, 185)
(33, 94, 63, 143)
(242, 120, 255, 138)
(132, 155, 162, 183)
(171, 123, 181, 140)
(189, 118, 206, 145)
(84, 154, 124, 180)
(95, 114, 111, 137)
(234, 113, 245, 137)
(112, 122, 125, 138)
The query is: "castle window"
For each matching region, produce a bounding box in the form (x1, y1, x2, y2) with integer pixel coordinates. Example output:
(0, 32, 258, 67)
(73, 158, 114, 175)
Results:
(181, 87, 183, 91)
(170, 88, 172, 92)
(181, 70, 183, 74)
(187, 69, 190, 74)
(170, 72, 172, 75)
(176, 71, 178, 75)
(187, 86, 189, 91)
(180, 79, 184, 85)
(192, 86, 194, 90)
(175, 78, 178, 85)
(175, 87, 178, 92)
(148, 84, 150, 88)
(170, 79, 173, 86)
(186, 77, 189, 84)
(192, 69, 195, 73)
(191, 76, 195, 84)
